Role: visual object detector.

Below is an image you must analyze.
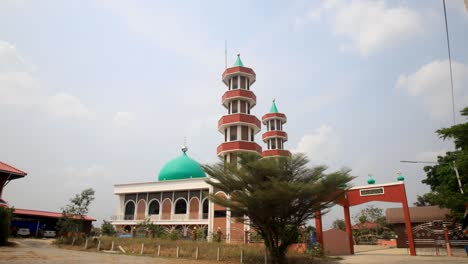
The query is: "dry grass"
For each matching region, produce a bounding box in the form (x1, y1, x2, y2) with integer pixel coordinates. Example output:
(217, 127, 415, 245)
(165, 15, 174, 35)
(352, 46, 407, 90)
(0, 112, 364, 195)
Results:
(61, 236, 335, 264)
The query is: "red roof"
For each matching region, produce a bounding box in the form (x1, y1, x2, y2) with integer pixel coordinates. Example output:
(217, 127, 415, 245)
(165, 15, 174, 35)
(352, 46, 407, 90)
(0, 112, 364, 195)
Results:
(14, 208, 96, 221)
(0, 161, 27, 176)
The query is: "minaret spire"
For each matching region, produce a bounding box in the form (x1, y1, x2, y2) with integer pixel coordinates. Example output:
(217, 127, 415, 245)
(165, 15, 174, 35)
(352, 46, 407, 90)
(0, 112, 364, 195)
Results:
(261, 100, 290, 157)
(217, 54, 261, 164)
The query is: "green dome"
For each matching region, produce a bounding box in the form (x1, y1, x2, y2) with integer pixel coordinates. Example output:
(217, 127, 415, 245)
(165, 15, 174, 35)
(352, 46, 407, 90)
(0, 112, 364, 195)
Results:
(367, 177, 375, 184)
(158, 148, 206, 181)
(397, 175, 405, 181)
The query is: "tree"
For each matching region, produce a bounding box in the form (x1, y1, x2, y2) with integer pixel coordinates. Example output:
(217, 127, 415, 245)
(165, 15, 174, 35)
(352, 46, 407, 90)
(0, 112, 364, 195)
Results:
(136, 219, 165, 238)
(414, 193, 436, 207)
(419, 107, 468, 220)
(57, 188, 95, 234)
(101, 221, 116, 236)
(352, 205, 387, 243)
(203, 153, 353, 264)
(331, 219, 345, 230)
(0, 207, 14, 246)
(353, 205, 386, 227)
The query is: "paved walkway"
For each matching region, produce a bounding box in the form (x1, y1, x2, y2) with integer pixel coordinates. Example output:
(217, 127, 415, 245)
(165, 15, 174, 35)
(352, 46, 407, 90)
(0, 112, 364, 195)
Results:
(340, 245, 468, 264)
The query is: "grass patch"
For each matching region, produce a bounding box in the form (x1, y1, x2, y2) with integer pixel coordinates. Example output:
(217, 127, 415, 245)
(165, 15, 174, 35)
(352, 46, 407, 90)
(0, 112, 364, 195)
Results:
(60, 236, 337, 263)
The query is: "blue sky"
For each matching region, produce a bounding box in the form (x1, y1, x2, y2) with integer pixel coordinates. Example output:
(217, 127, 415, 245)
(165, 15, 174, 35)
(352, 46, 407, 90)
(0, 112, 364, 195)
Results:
(1, 0, 468, 226)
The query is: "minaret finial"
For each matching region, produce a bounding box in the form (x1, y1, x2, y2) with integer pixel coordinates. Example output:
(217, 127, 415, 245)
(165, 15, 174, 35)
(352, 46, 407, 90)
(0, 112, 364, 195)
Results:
(234, 54, 244, 67)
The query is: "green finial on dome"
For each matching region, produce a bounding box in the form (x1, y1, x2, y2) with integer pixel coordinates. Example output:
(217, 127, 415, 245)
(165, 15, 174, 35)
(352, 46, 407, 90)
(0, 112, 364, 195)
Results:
(234, 54, 244, 67)
(270, 99, 279, 113)
(367, 174, 375, 184)
(397, 172, 405, 181)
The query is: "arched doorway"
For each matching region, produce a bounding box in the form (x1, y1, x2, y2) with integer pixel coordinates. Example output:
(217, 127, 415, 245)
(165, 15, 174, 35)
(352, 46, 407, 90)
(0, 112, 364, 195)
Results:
(136, 199, 146, 220)
(148, 200, 160, 219)
(189, 198, 199, 219)
(161, 199, 172, 220)
(202, 199, 209, 219)
(124, 201, 135, 220)
(174, 199, 187, 220)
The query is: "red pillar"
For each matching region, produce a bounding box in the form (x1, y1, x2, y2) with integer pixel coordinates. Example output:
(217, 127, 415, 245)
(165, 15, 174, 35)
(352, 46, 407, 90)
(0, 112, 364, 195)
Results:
(343, 205, 354, 254)
(401, 185, 416, 256)
(315, 210, 323, 249)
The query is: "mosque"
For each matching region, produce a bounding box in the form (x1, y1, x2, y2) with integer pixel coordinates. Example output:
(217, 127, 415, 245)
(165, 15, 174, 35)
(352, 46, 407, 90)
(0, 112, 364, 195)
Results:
(110, 55, 290, 242)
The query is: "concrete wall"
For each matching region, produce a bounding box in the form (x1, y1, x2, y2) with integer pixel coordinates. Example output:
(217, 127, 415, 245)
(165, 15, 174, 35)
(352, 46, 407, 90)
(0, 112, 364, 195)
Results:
(323, 228, 352, 255)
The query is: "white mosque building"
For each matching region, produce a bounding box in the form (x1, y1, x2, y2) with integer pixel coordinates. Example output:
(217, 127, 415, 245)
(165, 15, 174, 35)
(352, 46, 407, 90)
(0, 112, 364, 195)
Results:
(110, 55, 290, 242)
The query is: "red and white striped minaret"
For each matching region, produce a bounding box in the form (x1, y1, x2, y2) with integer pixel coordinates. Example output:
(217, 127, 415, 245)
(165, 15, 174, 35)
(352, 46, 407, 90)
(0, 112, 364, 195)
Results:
(261, 100, 290, 157)
(217, 55, 262, 164)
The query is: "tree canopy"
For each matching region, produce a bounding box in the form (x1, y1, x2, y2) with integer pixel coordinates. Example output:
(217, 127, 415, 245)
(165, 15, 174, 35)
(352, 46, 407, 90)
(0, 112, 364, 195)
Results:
(418, 107, 468, 220)
(331, 219, 345, 231)
(57, 188, 95, 234)
(203, 153, 354, 264)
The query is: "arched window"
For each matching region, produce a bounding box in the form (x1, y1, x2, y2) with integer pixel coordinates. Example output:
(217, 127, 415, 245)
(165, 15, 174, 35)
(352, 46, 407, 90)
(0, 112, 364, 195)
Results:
(202, 199, 209, 219)
(148, 200, 160, 215)
(174, 199, 187, 214)
(124, 201, 135, 220)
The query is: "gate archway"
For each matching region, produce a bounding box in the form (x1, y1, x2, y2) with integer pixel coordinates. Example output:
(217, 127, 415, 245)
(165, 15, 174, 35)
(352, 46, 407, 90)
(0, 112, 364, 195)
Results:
(315, 181, 416, 256)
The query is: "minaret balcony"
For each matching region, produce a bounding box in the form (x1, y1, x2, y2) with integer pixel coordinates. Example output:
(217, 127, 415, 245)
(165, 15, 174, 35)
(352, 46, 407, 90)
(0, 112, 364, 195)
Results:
(262, 113, 287, 124)
(262, 131, 288, 142)
(222, 89, 257, 108)
(222, 66, 256, 85)
(218, 114, 261, 133)
(217, 141, 262, 156)
(262, 149, 291, 157)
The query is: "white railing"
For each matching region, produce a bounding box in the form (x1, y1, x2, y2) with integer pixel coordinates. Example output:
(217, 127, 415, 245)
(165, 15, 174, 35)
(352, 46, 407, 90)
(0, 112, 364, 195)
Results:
(149, 215, 160, 221)
(111, 214, 209, 222)
(171, 214, 188, 221)
(110, 215, 135, 221)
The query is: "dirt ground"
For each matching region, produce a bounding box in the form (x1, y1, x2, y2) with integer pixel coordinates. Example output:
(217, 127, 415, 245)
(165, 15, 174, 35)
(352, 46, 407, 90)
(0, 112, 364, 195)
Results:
(1, 239, 467, 264)
(0, 239, 222, 264)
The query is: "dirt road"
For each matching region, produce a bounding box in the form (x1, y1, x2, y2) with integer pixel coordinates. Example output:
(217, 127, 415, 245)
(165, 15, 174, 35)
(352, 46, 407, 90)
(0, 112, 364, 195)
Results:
(0, 239, 214, 264)
(1, 239, 467, 264)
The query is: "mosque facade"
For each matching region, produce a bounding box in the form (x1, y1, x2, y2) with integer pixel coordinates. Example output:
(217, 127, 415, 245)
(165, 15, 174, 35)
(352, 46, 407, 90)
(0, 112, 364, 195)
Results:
(110, 55, 290, 242)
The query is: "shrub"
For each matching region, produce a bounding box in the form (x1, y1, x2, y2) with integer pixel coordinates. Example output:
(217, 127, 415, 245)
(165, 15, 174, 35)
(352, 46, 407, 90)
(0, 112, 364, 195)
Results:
(101, 221, 116, 236)
(0, 207, 14, 246)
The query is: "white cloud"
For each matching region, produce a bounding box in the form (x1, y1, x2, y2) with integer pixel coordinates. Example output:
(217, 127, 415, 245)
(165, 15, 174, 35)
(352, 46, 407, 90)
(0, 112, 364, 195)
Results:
(96, 0, 217, 62)
(293, 125, 340, 166)
(0, 40, 95, 120)
(296, 0, 422, 56)
(113, 111, 135, 128)
(0, 41, 39, 108)
(397, 60, 468, 121)
(45, 93, 96, 120)
(415, 149, 447, 162)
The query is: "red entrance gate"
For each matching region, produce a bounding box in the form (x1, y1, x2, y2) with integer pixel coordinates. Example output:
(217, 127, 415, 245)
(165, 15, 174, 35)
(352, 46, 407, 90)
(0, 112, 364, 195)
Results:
(315, 181, 416, 256)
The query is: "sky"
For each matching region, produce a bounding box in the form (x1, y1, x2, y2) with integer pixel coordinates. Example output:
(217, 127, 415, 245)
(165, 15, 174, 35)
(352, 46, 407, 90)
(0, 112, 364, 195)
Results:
(1, 0, 468, 228)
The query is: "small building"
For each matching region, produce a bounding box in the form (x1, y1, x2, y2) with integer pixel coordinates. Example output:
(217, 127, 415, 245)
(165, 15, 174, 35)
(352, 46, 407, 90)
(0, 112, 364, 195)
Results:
(386, 206, 450, 248)
(11, 209, 96, 236)
(0, 161, 27, 206)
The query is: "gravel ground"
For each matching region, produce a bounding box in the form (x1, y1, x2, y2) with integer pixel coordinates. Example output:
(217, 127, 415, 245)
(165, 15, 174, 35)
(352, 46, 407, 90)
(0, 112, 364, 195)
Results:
(1, 239, 467, 264)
